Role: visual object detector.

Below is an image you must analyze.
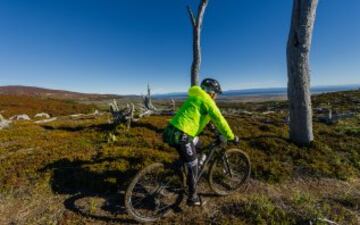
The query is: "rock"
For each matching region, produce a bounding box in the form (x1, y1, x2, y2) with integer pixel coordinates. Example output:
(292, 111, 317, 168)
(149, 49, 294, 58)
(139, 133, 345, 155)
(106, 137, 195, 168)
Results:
(34, 112, 51, 119)
(10, 114, 31, 121)
(0, 114, 11, 129)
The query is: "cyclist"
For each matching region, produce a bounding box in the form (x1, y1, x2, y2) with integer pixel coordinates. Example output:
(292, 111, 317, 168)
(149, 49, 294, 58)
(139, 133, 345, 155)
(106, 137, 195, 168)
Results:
(163, 78, 239, 206)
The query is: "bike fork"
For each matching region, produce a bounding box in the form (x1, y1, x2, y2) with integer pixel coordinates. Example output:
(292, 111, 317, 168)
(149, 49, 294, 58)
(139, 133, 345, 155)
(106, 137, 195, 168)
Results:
(223, 153, 233, 177)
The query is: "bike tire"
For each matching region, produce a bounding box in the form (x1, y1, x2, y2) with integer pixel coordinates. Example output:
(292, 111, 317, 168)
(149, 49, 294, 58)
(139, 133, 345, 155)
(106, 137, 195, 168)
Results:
(124, 163, 184, 223)
(209, 149, 251, 196)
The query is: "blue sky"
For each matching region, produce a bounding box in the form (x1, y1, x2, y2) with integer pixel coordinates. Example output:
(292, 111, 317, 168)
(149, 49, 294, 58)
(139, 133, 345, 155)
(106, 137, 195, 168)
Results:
(0, 0, 359, 95)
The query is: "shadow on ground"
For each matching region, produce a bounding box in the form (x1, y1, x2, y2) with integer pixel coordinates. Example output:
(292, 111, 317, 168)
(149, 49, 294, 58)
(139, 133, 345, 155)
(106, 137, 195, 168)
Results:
(41, 122, 115, 132)
(40, 120, 166, 134)
(40, 157, 138, 223)
(130, 121, 165, 134)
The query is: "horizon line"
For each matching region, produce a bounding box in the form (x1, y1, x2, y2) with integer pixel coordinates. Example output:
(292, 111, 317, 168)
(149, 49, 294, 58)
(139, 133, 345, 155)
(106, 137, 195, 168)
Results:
(0, 83, 359, 96)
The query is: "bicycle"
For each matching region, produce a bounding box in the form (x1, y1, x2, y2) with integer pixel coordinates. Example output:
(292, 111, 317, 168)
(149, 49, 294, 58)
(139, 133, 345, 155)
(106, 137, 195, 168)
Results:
(124, 133, 251, 223)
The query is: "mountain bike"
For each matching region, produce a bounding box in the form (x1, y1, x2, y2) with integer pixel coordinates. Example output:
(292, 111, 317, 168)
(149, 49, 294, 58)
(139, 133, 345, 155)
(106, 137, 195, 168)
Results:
(124, 133, 251, 223)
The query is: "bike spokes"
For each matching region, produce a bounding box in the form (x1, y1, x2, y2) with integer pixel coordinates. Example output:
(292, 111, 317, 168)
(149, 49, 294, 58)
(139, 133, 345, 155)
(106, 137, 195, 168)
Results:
(125, 163, 184, 222)
(209, 149, 251, 195)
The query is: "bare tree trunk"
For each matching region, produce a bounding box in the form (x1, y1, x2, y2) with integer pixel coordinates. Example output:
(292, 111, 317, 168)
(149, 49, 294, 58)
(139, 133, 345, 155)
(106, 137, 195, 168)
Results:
(287, 0, 318, 145)
(144, 84, 156, 111)
(187, 0, 209, 86)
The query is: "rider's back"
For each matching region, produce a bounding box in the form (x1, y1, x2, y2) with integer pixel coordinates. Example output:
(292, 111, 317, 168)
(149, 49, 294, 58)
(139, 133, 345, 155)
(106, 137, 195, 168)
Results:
(170, 85, 234, 140)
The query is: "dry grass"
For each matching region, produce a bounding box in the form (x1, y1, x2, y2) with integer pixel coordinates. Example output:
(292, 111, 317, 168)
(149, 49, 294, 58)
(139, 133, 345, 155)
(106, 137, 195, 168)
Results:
(0, 95, 96, 118)
(0, 90, 359, 224)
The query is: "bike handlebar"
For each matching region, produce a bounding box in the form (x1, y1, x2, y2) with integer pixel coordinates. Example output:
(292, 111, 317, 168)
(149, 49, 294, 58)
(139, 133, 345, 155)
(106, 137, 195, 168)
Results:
(209, 123, 239, 145)
(214, 134, 239, 145)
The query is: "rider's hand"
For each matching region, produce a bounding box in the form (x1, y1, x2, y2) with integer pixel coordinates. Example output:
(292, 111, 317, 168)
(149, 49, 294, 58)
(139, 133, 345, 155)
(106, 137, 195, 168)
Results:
(219, 135, 239, 144)
(230, 136, 240, 144)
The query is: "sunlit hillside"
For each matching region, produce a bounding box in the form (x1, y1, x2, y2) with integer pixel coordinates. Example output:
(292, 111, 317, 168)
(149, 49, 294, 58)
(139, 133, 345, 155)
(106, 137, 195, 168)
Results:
(0, 90, 359, 224)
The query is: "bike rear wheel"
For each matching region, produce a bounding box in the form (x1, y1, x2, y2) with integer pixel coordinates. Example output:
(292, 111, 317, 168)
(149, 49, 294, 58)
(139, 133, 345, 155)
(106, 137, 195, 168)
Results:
(209, 149, 251, 196)
(124, 163, 184, 223)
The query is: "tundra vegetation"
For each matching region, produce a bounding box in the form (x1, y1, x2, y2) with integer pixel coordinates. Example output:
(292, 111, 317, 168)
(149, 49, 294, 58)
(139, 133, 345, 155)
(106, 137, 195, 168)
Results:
(0, 90, 359, 224)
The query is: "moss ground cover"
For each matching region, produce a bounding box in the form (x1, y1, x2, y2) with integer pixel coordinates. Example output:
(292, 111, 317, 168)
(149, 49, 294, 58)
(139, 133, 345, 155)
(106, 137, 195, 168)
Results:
(0, 90, 359, 224)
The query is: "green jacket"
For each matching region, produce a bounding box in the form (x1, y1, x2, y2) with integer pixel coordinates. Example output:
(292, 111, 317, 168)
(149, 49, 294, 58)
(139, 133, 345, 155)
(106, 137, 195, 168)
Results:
(169, 86, 235, 140)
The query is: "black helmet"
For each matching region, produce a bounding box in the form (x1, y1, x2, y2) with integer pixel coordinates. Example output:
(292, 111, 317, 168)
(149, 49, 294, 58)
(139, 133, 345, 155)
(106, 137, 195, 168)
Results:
(200, 78, 223, 94)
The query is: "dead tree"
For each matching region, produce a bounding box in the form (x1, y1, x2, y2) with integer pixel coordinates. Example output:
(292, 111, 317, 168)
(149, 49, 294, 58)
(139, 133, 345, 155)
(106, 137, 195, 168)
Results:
(187, 0, 209, 86)
(317, 109, 356, 125)
(143, 84, 157, 111)
(141, 85, 175, 115)
(109, 85, 176, 130)
(109, 100, 131, 127)
(287, 0, 318, 145)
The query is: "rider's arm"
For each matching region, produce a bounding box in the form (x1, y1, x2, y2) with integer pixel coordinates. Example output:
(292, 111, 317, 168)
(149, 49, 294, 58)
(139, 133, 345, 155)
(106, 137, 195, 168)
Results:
(197, 114, 211, 136)
(204, 100, 235, 140)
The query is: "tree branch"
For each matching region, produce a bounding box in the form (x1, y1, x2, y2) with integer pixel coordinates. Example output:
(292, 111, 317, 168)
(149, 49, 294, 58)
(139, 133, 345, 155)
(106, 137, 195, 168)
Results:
(196, 0, 209, 29)
(187, 5, 196, 27)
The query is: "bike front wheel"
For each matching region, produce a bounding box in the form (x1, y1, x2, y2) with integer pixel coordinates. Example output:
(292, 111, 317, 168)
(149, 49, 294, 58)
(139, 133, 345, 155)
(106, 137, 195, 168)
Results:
(209, 149, 251, 196)
(124, 163, 184, 223)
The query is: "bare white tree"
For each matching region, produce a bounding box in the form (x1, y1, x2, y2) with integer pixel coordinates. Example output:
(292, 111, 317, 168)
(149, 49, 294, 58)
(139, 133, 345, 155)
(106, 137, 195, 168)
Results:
(187, 0, 209, 86)
(109, 85, 175, 130)
(143, 84, 156, 111)
(287, 0, 319, 145)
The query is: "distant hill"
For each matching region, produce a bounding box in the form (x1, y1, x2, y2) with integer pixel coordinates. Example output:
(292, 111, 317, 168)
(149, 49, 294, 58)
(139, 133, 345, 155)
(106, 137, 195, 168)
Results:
(0, 95, 97, 117)
(153, 84, 360, 99)
(1, 84, 359, 102)
(0, 85, 129, 101)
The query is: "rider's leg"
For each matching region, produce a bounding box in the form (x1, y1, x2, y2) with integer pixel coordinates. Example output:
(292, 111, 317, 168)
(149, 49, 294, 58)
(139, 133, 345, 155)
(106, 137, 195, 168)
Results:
(164, 125, 201, 206)
(186, 158, 200, 204)
(178, 134, 201, 206)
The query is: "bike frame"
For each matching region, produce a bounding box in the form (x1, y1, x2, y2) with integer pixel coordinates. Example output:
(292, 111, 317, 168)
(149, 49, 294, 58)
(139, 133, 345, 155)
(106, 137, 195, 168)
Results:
(161, 137, 234, 194)
(195, 139, 230, 183)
